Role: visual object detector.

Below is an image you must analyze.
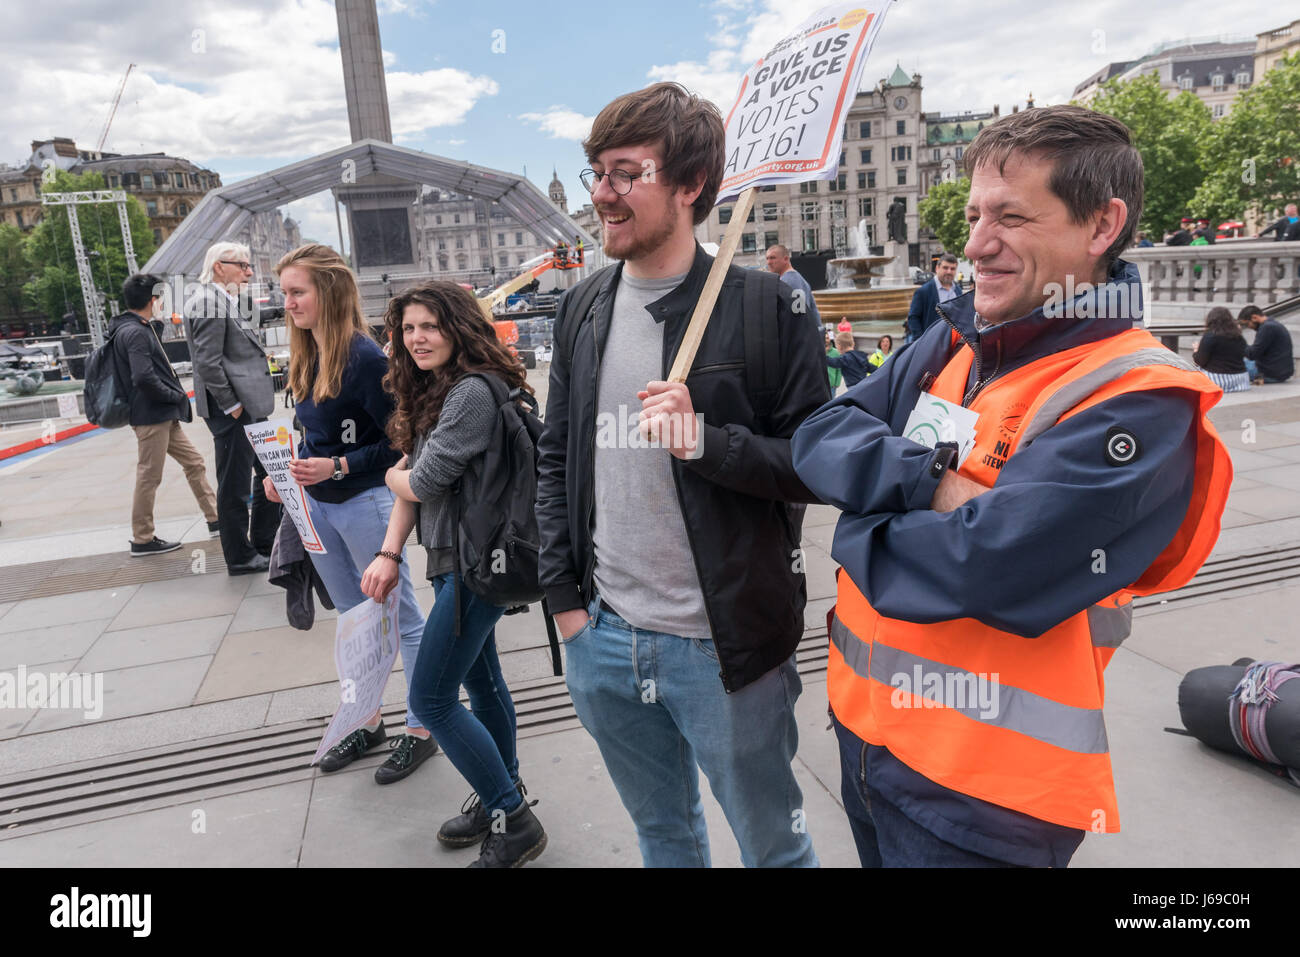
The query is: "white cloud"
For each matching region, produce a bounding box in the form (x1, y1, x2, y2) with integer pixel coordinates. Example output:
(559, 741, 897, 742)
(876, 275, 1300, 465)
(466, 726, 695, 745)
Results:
(519, 108, 594, 142)
(644, 0, 1285, 119)
(383, 49, 397, 67)
(0, 0, 495, 167)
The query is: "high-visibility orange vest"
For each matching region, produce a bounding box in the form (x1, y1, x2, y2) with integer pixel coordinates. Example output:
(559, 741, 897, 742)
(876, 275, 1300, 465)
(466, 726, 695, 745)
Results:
(829, 328, 1232, 832)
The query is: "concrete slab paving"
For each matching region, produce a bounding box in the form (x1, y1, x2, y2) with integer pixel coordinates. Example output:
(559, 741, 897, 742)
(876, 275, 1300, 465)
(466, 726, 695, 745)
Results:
(1127, 584, 1300, 677)
(0, 779, 313, 867)
(22, 655, 213, 733)
(0, 693, 273, 776)
(0, 586, 138, 634)
(195, 620, 338, 703)
(1227, 448, 1299, 472)
(229, 592, 336, 635)
(1237, 463, 1300, 493)
(0, 618, 112, 671)
(78, 615, 232, 673)
(109, 575, 250, 632)
(1073, 646, 1300, 868)
(1229, 486, 1300, 520)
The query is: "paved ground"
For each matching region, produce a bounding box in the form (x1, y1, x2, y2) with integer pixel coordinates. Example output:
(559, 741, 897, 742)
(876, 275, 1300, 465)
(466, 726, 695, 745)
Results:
(0, 367, 1298, 867)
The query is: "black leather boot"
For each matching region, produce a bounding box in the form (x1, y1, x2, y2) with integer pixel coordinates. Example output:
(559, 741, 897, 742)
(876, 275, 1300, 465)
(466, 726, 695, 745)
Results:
(467, 799, 546, 868)
(438, 779, 531, 847)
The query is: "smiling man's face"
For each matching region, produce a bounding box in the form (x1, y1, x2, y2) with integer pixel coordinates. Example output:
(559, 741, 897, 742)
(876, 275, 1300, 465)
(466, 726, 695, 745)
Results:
(964, 153, 1116, 325)
(589, 143, 689, 266)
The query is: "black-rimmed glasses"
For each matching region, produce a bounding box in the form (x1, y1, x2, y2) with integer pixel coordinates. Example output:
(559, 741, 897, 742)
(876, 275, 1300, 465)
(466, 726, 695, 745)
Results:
(579, 165, 668, 196)
(219, 260, 254, 271)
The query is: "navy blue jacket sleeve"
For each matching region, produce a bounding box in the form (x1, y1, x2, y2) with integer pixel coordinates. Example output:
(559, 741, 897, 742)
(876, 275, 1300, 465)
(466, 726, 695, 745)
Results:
(792, 343, 948, 517)
(342, 344, 400, 475)
(796, 387, 1198, 637)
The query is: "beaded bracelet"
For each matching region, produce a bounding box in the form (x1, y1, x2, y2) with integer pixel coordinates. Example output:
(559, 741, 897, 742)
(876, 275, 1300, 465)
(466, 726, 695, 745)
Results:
(374, 550, 403, 564)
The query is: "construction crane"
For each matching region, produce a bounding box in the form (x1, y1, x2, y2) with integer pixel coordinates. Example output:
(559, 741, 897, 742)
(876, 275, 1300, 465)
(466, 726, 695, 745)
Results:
(95, 64, 135, 152)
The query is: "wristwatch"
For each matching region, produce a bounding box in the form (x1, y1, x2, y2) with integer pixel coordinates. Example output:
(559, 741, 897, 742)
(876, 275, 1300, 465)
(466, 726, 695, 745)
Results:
(331, 456, 344, 481)
(930, 441, 959, 480)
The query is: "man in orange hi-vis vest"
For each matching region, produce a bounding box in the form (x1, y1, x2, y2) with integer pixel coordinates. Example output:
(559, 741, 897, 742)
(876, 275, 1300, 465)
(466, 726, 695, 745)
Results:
(791, 105, 1231, 867)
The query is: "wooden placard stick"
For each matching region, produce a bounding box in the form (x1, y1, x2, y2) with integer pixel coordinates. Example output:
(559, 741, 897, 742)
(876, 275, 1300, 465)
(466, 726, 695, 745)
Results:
(667, 185, 758, 383)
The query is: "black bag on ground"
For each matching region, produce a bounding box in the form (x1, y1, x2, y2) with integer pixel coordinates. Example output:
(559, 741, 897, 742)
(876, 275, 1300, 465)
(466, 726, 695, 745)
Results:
(451, 372, 561, 673)
(82, 328, 131, 428)
(1178, 660, 1300, 779)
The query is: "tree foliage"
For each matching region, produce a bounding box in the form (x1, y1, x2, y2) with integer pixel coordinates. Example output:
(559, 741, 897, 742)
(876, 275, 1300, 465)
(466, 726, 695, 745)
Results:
(1085, 73, 1212, 237)
(919, 176, 971, 258)
(19, 168, 156, 328)
(1191, 52, 1300, 225)
(0, 224, 32, 319)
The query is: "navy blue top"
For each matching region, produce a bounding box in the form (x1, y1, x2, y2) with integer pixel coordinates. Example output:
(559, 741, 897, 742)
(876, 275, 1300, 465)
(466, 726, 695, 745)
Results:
(294, 334, 401, 502)
(826, 349, 873, 387)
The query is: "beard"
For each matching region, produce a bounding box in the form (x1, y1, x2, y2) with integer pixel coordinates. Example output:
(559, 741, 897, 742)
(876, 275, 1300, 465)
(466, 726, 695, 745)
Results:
(600, 205, 679, 263)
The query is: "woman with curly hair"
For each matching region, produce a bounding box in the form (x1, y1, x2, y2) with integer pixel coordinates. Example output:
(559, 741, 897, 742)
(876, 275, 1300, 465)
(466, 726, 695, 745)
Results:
(269, 244, 436, 784)
(361, 280, 546, 868)
(1193, 306, 1250, 393)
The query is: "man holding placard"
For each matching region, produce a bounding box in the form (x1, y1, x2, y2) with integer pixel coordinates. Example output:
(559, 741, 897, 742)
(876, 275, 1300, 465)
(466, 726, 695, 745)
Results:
(536, 82, 829, 868)
(793, 105, 1231, 867)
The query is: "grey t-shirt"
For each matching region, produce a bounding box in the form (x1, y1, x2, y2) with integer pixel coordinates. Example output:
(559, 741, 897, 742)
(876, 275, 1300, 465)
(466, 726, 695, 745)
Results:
(591, 271, 712, 639)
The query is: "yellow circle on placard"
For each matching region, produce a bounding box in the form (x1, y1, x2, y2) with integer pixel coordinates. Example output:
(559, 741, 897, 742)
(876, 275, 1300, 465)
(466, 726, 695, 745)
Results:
(839, 9, 868, 29)
(276, 426, 290, 445)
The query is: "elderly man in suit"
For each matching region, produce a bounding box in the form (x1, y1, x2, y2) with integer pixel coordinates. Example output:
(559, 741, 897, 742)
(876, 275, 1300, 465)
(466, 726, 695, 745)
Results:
(185, 241, 279, 575)
(905, 252, 964, 344)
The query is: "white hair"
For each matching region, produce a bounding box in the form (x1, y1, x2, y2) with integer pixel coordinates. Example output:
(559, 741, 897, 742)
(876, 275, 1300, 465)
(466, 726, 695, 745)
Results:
(200, 241, 253, 284)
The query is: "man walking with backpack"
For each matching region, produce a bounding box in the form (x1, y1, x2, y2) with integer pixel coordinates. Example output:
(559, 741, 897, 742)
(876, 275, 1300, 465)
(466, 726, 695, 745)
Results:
(536, 82, 829, 867)
(111, 274, 218, 556)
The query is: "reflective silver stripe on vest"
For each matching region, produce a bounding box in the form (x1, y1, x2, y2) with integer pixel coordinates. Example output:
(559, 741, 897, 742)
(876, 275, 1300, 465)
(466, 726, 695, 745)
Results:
(1020, 348, 1199, 448)
(1087, 602, 1132, 648)
(830, 616, 1109, 754)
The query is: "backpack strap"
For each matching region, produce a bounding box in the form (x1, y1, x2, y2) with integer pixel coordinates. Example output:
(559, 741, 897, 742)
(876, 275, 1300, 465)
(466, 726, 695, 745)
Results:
(558, 266, 616, 361)
(743, 268, 782, 423)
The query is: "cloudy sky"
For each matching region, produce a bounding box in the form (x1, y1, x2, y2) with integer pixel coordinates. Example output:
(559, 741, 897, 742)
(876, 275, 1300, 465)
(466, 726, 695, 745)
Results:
(1, 0, 1287, 245)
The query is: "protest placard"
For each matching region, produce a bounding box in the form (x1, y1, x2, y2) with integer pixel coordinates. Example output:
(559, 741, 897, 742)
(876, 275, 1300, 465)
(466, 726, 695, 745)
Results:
(669, 2, 892, 383)
(312, 594, 401, 765)
(718, 2, 891, 201)
(243, 419, 326, 553)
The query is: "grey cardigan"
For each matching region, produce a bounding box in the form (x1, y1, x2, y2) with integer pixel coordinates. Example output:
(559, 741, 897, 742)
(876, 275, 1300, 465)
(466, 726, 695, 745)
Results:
(408, 375, 497, 578)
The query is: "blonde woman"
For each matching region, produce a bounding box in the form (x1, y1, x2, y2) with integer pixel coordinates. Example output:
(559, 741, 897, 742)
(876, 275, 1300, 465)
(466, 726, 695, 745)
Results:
(268, 244, 435, 784)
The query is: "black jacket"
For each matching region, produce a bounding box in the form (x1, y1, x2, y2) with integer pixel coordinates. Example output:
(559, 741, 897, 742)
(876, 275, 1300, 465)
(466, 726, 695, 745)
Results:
(536, 244, 831, 692)
(1193, 333, 1247, 374)
(906, 278, 964, 341)
(108, 313, 191, 427)
(1261, 216, 1300, 241)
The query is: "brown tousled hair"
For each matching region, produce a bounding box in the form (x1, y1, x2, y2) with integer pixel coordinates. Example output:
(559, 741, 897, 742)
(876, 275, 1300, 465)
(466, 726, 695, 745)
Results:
(583, 81, 724, 226)
(276, 243, 373, 404)
(963, 104, 1143, 270)
(1204, 306, 1242, 339)
(382, 281, 532, 456)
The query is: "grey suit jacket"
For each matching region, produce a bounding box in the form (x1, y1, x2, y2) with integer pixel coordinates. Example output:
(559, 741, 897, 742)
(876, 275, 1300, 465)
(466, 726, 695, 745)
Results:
(183, 284, 274, 420)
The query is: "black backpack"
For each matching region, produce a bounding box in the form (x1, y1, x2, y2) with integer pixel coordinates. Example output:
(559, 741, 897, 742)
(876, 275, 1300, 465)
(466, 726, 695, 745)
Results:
(83, 328, 131, 429)
(450, 372, 562, 673)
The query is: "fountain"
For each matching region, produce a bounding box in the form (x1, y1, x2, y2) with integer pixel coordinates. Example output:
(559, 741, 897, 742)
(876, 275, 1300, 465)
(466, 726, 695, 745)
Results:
(814, 215, 915, 336)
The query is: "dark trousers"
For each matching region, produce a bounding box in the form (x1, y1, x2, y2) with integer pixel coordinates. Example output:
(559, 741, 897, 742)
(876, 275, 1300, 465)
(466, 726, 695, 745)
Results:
(203, 409, 280, 566)
(832, 714, 1023, 868)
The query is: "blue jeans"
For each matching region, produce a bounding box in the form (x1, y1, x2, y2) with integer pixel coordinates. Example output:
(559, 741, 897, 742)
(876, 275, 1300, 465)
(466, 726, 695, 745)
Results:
(306, 486, 426, 730)
(407, 573, 521, 815)
(832, 714, 1020, 867)
(564, 595, 818, 868)
(1244, 358, 1289, 384)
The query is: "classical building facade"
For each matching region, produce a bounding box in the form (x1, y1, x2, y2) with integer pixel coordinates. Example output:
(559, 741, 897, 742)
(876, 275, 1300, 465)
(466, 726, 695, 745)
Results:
(1073, 39, 1257, 119)
(415, 188, 552, 288)
(0, 137, 221, 244)
(1256, 19, 1300, 76)
(698, 64, 930, 272)
(240, 211, 303, 280)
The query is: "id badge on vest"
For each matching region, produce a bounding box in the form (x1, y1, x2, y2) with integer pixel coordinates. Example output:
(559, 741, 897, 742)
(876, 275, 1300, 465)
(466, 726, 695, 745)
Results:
(903, 393, 979, 466)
